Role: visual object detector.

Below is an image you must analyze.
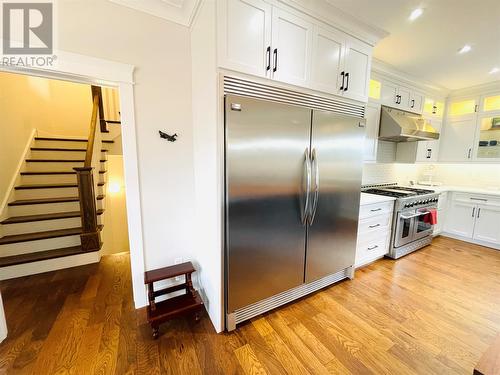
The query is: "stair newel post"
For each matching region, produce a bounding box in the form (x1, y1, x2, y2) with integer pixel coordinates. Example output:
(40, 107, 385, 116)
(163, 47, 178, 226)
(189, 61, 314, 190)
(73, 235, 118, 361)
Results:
(74, 167, 100, 252)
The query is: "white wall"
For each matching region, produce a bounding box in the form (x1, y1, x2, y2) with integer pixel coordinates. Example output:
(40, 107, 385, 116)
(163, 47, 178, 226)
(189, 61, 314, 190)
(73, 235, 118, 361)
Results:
(57, 0, 198, 311)
(190, 0, 223, 332)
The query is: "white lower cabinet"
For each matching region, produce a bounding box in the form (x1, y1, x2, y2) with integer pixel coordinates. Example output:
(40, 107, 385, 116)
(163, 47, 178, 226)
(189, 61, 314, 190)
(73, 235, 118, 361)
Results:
(355, 200, 394, 267)
(433, 192, 447, 236)
(443, 193, 500, 247)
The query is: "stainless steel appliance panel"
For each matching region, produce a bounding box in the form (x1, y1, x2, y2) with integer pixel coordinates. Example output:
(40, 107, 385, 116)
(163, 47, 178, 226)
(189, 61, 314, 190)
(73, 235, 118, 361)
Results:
(225, 95, 312, 312)
(305, 111, 364, 282)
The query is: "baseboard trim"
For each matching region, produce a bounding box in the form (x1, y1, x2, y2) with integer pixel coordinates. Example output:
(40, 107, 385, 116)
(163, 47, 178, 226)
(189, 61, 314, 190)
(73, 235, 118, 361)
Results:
(0, 251, 101, 280)
(440, 232, 500, 250)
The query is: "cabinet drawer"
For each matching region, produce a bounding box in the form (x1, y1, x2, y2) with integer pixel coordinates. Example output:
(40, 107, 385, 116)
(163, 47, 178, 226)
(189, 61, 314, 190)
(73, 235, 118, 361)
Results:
(357, 213, 392, 235)
(359, 201, 394, 219)
(355, 234, 389, 266)
(453, 193, 500, 207)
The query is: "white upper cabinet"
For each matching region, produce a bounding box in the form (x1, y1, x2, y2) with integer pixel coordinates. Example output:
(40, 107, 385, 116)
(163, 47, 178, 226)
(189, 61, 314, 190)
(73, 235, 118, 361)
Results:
(217, 0, 373, 102)
(397, 86, 411, 109)
(380, 81, 398, 106)
(218, 0, 272, 78)
(416, 118, 442, 162)
(439, 117, 476, 162)
(310, 26, 344, 94)
(410, 91, 425, 113)
(271, 8, 313, 87)
(378, 80, 425, 114)
(342, 38, 371, 102)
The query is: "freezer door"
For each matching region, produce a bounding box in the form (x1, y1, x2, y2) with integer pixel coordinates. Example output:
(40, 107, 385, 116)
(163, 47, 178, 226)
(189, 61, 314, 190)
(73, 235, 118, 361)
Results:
(225, 95, 311, 312)
(305, 110, 364, 282)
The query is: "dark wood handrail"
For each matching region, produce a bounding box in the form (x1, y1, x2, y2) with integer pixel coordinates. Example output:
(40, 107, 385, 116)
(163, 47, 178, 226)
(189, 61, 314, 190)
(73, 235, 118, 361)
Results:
(84, 93, 100, 167)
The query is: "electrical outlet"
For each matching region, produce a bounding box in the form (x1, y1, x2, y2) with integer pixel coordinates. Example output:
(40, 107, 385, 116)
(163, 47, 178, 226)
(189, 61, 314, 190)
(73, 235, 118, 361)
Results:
(174, 257, 183, 281)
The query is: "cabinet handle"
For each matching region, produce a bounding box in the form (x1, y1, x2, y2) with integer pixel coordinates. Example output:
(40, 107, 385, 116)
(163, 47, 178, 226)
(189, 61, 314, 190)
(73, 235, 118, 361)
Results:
(344, 72, 350, 92)
(367, 245, 379, 251)
(474, 104, 478, 113)
(273, 48, 278, 73)
(266, 46, 271, 71)
(477, 208, 481, 218)
(339, 71, 345, 91)
(427, 149, 432, 159)
(368, 224, 381, 228)
(411, 99, 415, 108)
(472, 207, 475, 217)
(468, 148, 472, 159)
(370, 208, 382, 212)
(432, 105, 437, 114)
(395, 95, 399, 104)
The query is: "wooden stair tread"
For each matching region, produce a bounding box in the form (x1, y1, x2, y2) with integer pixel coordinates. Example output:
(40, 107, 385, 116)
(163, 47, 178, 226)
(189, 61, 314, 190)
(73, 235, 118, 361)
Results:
(1, 209, 104, 224)
(147, 291, 203, 323)
(34, 137, 114, 144)
(97, 195, 105, 200)
(21, 170, 106, 175)
(26, 159, 108, 162)
(15, 183, 78, 190)
(0, 245, 93, 267)
(30, 147, 109, 152)
(0, 225, 103, 245)
(8, 197, 80, 206)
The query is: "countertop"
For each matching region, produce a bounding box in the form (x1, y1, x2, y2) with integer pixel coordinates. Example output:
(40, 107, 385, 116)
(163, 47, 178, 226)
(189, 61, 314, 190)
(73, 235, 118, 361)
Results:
(414, 184, 500, 197)
(360, 192, 396, 205)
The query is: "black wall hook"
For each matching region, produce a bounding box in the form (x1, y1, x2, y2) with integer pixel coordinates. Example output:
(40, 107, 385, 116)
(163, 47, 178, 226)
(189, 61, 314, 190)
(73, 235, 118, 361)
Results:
(159, 130, 178, 142)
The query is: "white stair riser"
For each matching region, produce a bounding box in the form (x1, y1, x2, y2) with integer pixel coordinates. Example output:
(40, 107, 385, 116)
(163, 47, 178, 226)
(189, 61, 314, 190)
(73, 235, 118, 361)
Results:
(0, 235, 81, 256)
(8, 201, 81, 216)
(15, 187, 79, 200)
(25, 161, 106, 172)
(21, 174, 78, 184)
(34, 140, 87, 149)
(1, 217, 82, 236)
(30, 150, 107, 160)
(0, 251, 100, 281)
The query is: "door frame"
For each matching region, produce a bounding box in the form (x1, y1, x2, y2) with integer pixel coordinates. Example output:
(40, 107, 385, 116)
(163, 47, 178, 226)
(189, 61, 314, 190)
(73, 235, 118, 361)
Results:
(0, 50, 148, 309)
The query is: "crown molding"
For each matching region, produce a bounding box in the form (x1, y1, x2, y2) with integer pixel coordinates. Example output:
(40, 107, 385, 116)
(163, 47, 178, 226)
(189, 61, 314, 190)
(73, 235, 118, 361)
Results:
(279, 0, 388, 46)
(371, 58, 449, 98)
(109, 0, 201, 27)
(448, 80, 500, 98)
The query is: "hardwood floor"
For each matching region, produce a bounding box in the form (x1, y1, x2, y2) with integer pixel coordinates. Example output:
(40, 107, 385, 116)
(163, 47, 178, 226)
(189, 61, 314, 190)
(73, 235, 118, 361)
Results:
(1, 236, 500, 374)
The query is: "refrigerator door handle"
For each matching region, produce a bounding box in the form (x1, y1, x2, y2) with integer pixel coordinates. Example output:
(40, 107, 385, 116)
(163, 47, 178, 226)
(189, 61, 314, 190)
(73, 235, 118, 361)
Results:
(301, 148, 312, 225)
(308, 148, 320, 225)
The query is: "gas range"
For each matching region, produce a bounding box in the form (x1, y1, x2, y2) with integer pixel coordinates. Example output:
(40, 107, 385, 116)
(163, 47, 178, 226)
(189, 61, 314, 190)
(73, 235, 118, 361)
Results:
(363, 185, 439, 212)
(362, 184, 439, 259)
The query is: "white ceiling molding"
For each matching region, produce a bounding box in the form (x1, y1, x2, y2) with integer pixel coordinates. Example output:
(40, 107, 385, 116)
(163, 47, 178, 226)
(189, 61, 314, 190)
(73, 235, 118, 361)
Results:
(448, 80, 500, 98)
(279, 0, 388, 46)
(109, 0, 201, 26)
(372, 58, 449, 98)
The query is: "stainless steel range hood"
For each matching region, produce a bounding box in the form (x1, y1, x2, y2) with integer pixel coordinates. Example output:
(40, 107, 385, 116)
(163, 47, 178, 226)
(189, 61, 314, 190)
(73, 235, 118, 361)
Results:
(378, 106, 440, 142)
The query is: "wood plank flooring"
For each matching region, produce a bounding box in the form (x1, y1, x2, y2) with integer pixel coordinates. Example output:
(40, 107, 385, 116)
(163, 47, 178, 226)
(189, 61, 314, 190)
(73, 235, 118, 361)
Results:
(1, 236, 500, 374)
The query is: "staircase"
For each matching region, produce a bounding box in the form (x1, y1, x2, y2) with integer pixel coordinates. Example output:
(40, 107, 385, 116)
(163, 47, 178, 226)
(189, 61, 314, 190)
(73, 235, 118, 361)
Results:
(0, 136, 114, 279)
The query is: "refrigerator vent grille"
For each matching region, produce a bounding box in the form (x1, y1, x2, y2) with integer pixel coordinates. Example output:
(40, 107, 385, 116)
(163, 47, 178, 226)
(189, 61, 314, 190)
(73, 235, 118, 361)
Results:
(224, 76, 365, 117)
(232, 268, 350, 325)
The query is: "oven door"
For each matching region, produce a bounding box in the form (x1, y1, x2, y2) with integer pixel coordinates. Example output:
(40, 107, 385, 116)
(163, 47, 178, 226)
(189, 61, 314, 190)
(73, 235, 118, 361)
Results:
(413, 207, 434, 240)
(394, 209, 417, 248)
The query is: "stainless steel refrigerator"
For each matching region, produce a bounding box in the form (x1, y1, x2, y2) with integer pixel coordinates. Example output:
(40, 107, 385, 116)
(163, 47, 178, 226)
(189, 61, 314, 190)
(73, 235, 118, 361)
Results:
(225, 94, 365, 330)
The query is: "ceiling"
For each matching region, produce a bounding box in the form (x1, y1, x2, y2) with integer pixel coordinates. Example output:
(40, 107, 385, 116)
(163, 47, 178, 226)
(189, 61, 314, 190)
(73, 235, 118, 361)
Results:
(326, 0, 500, 90)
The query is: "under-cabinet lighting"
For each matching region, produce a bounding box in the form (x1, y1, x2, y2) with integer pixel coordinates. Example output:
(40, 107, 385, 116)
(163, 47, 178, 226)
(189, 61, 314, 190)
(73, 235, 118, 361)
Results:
(408, 8, 423, 21)
(489, 67, 500, 74)
(458, 45, 472, 54)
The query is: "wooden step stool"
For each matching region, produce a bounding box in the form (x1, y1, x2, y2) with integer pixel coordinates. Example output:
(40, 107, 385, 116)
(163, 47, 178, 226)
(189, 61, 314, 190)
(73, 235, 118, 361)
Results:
(144, 261, 204, 339)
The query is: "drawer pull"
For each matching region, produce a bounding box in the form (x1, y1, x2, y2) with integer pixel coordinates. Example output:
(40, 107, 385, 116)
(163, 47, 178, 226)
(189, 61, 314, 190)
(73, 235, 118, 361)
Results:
(370, 208, 382, 212)
(470, 197, 487, 202)
(367, 245, 379, 251)
(368, 224, 381, 229)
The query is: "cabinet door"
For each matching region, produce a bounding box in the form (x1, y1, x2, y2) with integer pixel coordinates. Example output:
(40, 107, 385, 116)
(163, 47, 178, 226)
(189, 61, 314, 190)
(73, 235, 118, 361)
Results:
(271, 8, 313, 87)
(397, 86, 412, 110)
(444, 201, 476, 238)
(410, 91, 425, 114)
(218, 0, 272, 78)
(416, 119, 441, 162)
(473, 205, 500, 244)
(364, 103, 381, 162)
(310, 26, 345, 95)
(439, 116, 476, 162)
(380, 81, 398, 107)
(342, 38, 371, 102)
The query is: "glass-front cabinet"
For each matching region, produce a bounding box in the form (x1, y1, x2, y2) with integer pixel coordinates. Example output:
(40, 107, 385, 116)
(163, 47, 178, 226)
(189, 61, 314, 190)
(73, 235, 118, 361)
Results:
(423, 97, 445, 118)
(474, 94, 500, 160)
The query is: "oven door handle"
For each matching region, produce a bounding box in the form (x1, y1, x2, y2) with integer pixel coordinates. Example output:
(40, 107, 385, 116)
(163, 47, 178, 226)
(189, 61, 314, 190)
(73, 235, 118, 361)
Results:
(400, 212, 427, 219)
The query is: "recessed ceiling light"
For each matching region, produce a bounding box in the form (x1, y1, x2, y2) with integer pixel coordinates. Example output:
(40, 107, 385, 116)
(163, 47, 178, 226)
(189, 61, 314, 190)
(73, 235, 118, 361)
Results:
(490, 67, 500, 74)
(408, 8, 423, 21)
(458, 45, 472, 54)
